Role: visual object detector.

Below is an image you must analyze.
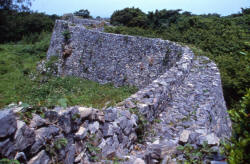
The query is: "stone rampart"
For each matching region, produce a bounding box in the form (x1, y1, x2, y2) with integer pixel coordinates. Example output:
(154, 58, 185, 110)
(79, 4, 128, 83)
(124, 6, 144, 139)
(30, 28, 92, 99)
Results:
(0, 17, 232, 164)
(47, 20, 184, 88)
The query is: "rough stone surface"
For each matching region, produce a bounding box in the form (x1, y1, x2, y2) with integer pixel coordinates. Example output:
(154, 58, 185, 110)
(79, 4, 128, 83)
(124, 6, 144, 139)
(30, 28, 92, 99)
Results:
(179, 130, 191, 143)
(47, 19, 184, 88)
(0, 17, 232, 163)
(28, 150, 50, 164)
(133, 158, 146, 164)
(0, 109, 17, 138)
(29, 114, 47, 129)
(14, 120, 35, 151)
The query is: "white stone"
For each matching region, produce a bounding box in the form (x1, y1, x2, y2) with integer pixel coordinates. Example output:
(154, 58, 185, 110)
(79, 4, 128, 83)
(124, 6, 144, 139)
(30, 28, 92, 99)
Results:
(134, 158, 145, 164)
(179, 130, 191, 143)
(78, 107, 95, 119)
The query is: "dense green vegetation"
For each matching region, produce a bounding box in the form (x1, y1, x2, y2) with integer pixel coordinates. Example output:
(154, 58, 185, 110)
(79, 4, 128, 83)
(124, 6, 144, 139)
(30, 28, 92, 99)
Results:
(108, 7, 250, 163)
(74, 9, 92, 18)
(0, 10, 58, 43)
(222, 89, 250, 163)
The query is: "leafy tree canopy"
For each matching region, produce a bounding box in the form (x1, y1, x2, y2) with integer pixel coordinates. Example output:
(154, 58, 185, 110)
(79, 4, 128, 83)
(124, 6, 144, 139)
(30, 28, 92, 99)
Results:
(0, 0, 32, 11)
(74, 9, 92, 18)
(111, 7, 148, 27)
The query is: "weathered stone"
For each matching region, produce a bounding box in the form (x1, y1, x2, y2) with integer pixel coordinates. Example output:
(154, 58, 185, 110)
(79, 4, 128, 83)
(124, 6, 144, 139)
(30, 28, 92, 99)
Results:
(102, 145, 116, 158)
(0, 139, 16, 158)
(14, 120, 35, 151)
(58, 112, 72, 134)
(96, 110, 105, 122)
(28, 150, 50, 164)
(199, 133, 220, 145)
(179, 130, 191, 143)
(0, 109, 17, 138)
(88, 121, 99, 134)
(0, 16, 233, 162)
(75, 152, 84, 163)
(102, 123, 114, 137)
(75, 126, 87, 140)
(210, 161, 227, 164)
(30, 114, 47, 129)
(104, 108, 117, 122)
(64, 144, 76, 164)
(14, 152, 27, 162)
(134, 158, 146, 164)
(31, 125, 60, 155)
(187, 132, 200, 144)
(45, 111, 59, 122)
(125, 100, 136, 109)
(78, 107, 95, 119)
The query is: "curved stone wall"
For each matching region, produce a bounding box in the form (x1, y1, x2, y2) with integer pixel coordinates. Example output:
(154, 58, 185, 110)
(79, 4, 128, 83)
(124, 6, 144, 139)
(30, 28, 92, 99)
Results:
(47, 20, 184, 88)
(0, 17, 232, 164)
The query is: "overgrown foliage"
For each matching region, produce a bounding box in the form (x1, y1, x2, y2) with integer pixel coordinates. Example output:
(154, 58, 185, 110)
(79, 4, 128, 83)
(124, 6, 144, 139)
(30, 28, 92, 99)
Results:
(222, 89, 250, 164)
(111, 7, 147, 27)
(0, 0, 32, 11)
(74, 9, 92, 18)
(0, 158, 20, 164)
(176, 142, 220, 163)
(0, 10, 58, 43)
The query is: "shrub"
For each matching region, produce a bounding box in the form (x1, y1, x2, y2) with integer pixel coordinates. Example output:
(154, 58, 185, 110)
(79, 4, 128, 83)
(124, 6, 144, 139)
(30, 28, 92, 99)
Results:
(74, 9, 91, 18)
(110, 7, 148, 27)
(222, 89, 250, 163)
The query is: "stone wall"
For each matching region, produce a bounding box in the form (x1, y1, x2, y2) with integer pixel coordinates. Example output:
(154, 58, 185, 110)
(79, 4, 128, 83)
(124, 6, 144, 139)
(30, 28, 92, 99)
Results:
(0, 17, 232, 163)
(47, 19, 183, 88)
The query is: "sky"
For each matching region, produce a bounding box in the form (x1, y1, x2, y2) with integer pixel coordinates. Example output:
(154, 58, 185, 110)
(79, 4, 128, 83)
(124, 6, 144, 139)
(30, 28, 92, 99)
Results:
(31, 0, 250, 17)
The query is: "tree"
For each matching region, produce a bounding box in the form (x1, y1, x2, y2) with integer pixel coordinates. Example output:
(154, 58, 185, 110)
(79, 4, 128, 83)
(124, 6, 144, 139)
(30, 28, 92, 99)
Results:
(110, 7, 148, 27)
(0, 0, 32, 11)
(74, 9, 91, 18)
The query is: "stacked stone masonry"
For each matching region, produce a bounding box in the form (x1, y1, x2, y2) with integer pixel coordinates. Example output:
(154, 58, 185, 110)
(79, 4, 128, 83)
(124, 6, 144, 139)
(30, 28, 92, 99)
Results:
(0, 17, 232, 164)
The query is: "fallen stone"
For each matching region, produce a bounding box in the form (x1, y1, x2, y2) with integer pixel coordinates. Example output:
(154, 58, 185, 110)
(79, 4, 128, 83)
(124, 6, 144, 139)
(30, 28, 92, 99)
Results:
(30, 114, 47, 129)
(64, 144, 76, 164)
(0, 109, 17, 138)
(58, 112, 72, 134)
(31, 125, 60, 155)
(179, 130, 191, 143)
(125, 100, 136, 109)
(89, 121, 100, 134)
(102, 123, 114, 137)
(187, 132, 200, 144)
(134, 158, 146, 164)
(96, 110, 105, 123)
(28, 150, 50, 164)
(0, 139, 16, 158)
(75, 126, 87, 140)
(78, 107, 95, 119)
(104, 108, 117, 122)
(14, 152, 27, 162)
(75, 152, 84, 163)
(44, 111, 59, 123)
(199, 133, 220, 145)
(14, 120, 35, 151)
(210, 161, 227, 164)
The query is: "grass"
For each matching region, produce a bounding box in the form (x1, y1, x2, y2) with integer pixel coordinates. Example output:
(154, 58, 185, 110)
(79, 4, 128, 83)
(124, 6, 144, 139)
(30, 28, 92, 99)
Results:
(0, 33, 137, 109)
